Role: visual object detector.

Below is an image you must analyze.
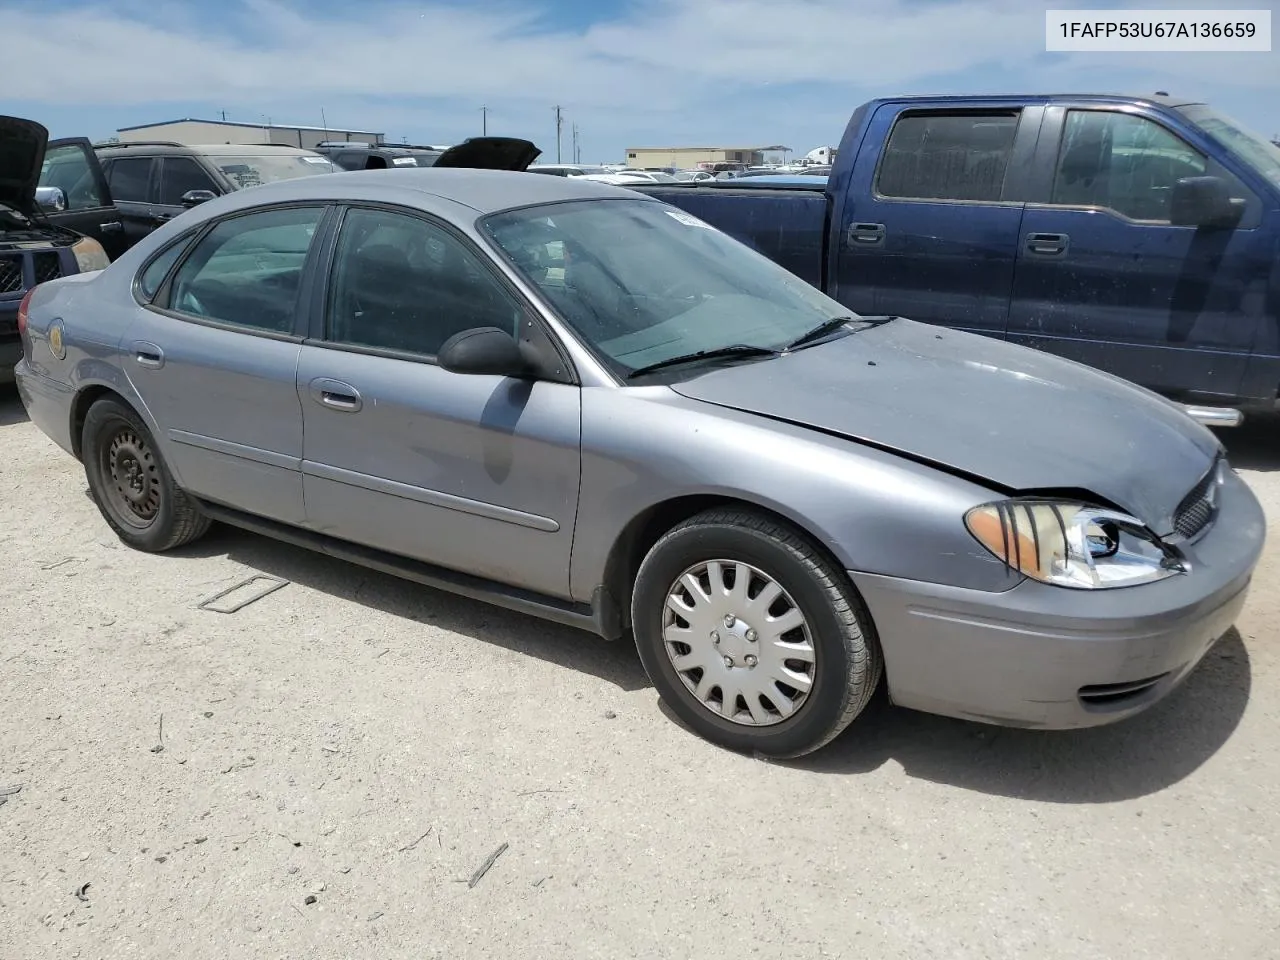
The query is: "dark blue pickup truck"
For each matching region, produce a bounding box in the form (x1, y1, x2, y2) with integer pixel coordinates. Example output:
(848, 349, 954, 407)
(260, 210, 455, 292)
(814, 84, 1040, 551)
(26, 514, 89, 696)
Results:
(638, 93, 1280, 422)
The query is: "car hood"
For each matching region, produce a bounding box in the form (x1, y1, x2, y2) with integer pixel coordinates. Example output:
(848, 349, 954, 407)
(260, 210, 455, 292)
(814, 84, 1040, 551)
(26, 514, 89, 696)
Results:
(431, 137, 541, 171)
(0, 115, 48, 214)
(669, 318, 1221, 535)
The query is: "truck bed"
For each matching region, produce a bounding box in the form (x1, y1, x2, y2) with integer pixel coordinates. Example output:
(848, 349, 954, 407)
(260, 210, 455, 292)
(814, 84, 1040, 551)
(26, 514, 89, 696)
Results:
(635, 181, 831, 289)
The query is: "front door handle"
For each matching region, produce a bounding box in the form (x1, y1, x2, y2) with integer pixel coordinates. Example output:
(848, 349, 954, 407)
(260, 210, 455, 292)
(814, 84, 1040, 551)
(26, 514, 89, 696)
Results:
(1026, 232, 1069, 256)
(100, 221, 123, 233)
(132, 341, 164, 369)
(309, 378, 362, 413)
(848, 222, 886, 245)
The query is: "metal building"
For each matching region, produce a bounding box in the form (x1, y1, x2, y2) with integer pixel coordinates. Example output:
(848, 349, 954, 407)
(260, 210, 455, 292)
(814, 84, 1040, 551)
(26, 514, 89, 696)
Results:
(114, 118, 385, 150)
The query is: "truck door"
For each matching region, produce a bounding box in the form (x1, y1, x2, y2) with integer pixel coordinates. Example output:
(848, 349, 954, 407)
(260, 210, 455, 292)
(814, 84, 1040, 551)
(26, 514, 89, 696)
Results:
(1007, 104, 1265, 403)
(40, 138, 127, 259)
(833, 102, 1042, 339)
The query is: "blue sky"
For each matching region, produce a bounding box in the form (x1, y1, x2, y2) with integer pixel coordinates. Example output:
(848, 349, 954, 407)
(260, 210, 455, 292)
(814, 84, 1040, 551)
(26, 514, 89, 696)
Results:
(3, 0, 1277, 162)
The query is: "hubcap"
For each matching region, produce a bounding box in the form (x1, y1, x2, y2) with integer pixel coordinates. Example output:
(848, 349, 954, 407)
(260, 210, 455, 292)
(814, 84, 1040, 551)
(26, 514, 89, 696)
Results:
(662, 560, 816, 727)
(102, 428, 161, 527)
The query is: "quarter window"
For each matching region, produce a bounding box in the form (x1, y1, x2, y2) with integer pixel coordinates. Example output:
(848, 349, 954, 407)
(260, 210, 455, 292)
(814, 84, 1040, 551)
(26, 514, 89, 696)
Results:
(166, 206, 325, 333)
(137, 235, 193, 301)
(105, 157, 152, 203)
(326, 207, 522, 357)
(877, 112, 1020, 202)
(1051, 110, 1208, 222)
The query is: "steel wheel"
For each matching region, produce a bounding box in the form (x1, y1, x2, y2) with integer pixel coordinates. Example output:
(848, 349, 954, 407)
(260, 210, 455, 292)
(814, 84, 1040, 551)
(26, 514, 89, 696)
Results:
(100, 427, 162, 529)
(662, 559, 817, 726)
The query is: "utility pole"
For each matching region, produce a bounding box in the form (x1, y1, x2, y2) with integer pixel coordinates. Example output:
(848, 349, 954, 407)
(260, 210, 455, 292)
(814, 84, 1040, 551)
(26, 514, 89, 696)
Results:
(572, 123, 579, 164)
(480, 105, 488, 136)
(553, 105, 563, 163)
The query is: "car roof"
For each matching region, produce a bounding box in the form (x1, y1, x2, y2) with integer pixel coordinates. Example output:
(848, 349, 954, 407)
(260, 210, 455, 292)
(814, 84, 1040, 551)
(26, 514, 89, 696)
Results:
(190, 167, 651, 216)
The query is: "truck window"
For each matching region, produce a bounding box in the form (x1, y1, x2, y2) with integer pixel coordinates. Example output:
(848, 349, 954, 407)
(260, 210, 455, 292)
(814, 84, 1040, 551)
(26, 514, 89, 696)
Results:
(1051, 110, 1206, 222)
(106, 157, 153, 203)
(158, 157, 220, 206)
(877, 112, 1019, 202)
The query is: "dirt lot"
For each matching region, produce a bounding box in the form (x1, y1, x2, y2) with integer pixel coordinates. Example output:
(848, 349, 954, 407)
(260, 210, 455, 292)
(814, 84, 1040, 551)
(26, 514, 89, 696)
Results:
(1, 388, 1277, 960)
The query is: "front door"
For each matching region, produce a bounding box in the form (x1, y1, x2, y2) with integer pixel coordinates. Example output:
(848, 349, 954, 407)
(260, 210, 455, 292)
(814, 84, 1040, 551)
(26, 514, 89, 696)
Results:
(124, 204, 331, 525)
(297, 204, 582, 599)
(153, 156, 224, 228)
(833, 103, 1042, 338)
(39, 138, 127, 259)
(1007, 105, 1265, 402)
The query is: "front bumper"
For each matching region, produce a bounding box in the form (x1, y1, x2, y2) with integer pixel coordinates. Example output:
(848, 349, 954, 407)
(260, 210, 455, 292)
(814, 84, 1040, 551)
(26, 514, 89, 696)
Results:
(850, 468, 1265, 729)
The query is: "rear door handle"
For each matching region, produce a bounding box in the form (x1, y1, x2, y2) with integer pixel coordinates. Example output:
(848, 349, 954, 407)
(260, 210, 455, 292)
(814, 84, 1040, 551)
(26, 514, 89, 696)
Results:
(309, 377, 362, 413)
(1026, 232, 1069, 256)
(847, 222, 886, 245)
(132, 341, 164, 368)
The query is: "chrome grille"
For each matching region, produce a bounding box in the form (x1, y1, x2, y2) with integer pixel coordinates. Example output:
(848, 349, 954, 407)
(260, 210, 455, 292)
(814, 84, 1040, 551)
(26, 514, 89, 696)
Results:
(1173, 461, 1219, 540)
(32, 252, 63, 284)
(0, 255, 21, 294)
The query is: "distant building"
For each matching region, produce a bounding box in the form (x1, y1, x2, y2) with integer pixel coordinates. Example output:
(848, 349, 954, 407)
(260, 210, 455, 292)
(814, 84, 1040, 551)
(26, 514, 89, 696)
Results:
(115, 117, 385, 150)
(625, 145, 788, 170)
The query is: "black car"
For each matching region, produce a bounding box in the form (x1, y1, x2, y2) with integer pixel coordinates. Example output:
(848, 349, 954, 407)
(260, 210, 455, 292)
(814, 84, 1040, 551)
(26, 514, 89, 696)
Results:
(312, 142, 445, 170)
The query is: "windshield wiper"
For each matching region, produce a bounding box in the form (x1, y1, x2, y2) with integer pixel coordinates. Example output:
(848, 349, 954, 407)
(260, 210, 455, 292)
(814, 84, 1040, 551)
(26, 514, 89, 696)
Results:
(784, 314, 895, 352)
(626, 344, 778, 379)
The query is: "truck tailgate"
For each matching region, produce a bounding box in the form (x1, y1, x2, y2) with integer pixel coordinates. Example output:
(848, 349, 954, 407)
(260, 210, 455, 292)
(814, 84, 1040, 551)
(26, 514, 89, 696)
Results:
(636, 185, 830, 288)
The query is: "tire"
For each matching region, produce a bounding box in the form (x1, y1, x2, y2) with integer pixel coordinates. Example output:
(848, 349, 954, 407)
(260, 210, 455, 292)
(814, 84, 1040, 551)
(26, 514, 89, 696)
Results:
(82, 397, 211, 552)
(632, 507, 882, 758)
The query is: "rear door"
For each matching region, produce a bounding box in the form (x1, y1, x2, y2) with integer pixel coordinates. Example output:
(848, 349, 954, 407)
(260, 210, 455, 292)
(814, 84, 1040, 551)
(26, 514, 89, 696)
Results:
(1007, 104, 1264, 402)
(101, 155, 159, 249)
(39, 138, 127, 259)
(833, 103, 1042, 338)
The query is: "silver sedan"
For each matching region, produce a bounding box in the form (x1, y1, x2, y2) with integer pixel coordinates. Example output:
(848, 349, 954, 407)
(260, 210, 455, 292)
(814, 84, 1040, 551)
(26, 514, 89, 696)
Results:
(13, 169, 1265, 756)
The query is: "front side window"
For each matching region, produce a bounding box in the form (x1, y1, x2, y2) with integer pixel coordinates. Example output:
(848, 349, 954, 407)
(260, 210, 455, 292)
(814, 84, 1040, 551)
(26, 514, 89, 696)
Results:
(166, 206, 326, 333)
(483, 198, 856, 376)
(1051, 110, 1207, 221)
(38, 143, 110, 211)
(327, 207, 523, 357)
(1177, 103, 1280, 189)
(158, 157, 219, 206)
(105, 157, 152, 203)
(877, 111, 1020, 202)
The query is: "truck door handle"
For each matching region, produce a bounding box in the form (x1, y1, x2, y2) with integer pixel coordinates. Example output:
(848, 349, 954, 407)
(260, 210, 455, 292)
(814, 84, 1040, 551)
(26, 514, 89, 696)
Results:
(309, 378, 363, 413)
(848, 222, 886, 245)
(132, 341, 165, 368)
(100, 221, 123, 233)
(1026, 232, 1069, 256)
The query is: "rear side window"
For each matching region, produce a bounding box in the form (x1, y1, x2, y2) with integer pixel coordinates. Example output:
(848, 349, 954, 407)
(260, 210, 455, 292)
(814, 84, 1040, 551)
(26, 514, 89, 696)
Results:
(1051, 110, 1208, 222)
(137, 235, 193, 301)
(165, 206, 326, 333)
(158, 157, 220, 206)
(105, 157, 152, 202)
(877, 111, 1020, 202)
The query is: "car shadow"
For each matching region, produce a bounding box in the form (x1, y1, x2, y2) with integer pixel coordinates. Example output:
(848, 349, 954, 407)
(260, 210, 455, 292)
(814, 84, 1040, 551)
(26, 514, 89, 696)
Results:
(1219, 414, 1280, 472)
(171, 522, 651, 693)
(0, 388, 29, 427)
(773, 627, 1251, 802)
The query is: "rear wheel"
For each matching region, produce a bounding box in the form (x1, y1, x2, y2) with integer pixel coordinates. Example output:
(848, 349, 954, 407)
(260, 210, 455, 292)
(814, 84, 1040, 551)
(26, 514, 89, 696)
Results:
(631, 507, 881, 758)
(82, 397, 211, 552)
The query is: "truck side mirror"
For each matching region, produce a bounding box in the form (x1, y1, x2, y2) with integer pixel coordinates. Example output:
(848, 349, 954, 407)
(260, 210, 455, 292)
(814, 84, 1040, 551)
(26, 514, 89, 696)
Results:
(35, 186, 68, 213)
(1169, 176, 1242, 229)
(181, 189, 217, 208)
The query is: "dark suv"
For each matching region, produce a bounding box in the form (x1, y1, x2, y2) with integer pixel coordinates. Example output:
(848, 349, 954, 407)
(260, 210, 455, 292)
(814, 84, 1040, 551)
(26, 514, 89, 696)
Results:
(90, 141, 339, 248)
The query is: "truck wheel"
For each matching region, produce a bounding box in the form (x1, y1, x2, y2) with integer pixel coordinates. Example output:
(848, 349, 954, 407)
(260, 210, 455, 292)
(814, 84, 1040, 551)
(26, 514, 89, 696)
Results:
(82, 397, 211, 552)
(631, 507, 882, 758)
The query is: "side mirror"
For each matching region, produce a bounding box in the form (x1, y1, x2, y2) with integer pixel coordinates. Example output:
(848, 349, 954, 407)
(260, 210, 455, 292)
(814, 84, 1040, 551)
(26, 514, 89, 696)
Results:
(1170, 176, 1241, 229)
(35, 186, 67, 213)
(181, 189, 217, 208)
(437, 327, 535, 378)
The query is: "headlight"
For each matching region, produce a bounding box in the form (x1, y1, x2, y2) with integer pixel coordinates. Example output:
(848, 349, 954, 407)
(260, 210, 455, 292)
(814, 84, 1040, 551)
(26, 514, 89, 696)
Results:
(71, 237, 110, 273)
(964, 500, 1185, 589)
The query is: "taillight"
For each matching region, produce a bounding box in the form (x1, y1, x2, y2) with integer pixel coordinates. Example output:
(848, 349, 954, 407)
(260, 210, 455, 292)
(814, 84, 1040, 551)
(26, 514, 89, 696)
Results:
(16, 285, 36, 338)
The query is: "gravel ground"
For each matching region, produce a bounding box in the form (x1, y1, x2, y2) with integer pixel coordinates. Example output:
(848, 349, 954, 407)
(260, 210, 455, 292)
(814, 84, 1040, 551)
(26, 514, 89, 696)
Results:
(1, 388, 1277, 960)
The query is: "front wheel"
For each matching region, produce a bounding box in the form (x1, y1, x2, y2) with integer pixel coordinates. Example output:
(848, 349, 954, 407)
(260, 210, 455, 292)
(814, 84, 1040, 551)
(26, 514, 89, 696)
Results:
(82, 397, 211, 552)
(631, 508, 882, 758)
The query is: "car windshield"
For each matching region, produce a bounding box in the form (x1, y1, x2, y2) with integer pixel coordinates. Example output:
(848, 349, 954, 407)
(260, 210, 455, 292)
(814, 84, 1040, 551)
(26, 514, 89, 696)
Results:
(212, 154, 338, 189)
(482, 198, 859, 377)
(1177, 104, 1280, 188)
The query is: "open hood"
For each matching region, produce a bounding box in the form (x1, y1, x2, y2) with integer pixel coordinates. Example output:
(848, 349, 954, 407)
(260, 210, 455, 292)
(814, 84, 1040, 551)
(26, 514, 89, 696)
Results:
(669, 318, 1221, 536)
(431, 137, 541, 171)
(0, 115, 49, 214)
